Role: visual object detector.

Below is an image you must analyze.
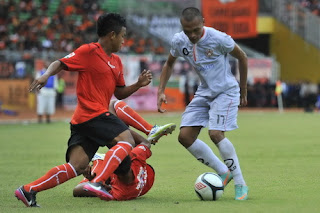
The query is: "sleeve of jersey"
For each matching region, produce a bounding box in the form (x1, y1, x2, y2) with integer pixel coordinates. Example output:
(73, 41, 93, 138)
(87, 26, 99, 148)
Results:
(131, 145, 152, 162)
(116, 56, 125, 87)
(169, 33, 181, 57)
(219, 33, 235, 55)
(59, 44, 89, 72)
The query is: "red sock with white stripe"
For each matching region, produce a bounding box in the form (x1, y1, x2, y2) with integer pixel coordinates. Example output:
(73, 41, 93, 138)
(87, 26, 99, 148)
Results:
(91, 141, 132, 183)
(24, 163, 77, 192)
(114, 100, 153, 135)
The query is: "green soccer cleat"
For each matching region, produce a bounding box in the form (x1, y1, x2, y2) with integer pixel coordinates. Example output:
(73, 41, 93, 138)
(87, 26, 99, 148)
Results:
(235, 184, 249, 200)
(219, 170, 233, 187)
(147, 123, 176, 144)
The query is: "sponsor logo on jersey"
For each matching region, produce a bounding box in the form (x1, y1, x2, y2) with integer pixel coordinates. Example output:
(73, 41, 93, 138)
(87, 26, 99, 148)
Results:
(64, 52, 75, 58)
(108, 61, 116, 69)
(206, 49, 214, 57)
(182, 48, 190, 56)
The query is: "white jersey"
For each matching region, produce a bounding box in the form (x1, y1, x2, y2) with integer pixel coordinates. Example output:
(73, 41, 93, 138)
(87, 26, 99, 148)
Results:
(170, 26, 239, 98)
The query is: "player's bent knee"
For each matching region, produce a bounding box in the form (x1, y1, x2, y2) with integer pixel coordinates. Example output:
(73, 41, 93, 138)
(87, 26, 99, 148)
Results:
(113, 129, 135, 146)
(209, 130, 225, 144)
(68, 145, 90, 174)
(178, 134, 194, 148)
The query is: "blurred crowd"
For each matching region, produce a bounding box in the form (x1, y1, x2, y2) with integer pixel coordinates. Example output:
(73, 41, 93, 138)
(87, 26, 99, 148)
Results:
(0, 0, 166, 54)
(1, 0, 319, 111)
(299, 0, 320, 16)
(247, 80, 320, 112)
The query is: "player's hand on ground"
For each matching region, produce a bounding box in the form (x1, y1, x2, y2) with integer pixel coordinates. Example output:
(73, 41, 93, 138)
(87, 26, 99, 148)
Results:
(29, 75, 49, 92)
(137, 69, 152, 87)
(157, 93, 167, 113)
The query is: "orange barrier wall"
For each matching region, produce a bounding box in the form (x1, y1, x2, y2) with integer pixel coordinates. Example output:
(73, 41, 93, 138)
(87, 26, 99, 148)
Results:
(0, 79, 30, 109)
(161, 88, 186, 111)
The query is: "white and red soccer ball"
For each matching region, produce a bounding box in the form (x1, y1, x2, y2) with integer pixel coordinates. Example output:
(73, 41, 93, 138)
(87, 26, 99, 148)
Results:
(194, 172, 224, 201)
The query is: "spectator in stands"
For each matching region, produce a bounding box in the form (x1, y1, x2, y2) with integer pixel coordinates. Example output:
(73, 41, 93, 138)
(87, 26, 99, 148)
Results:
(36, 62, 58, 123)
(56, 73, 66, 109)
(2, 0, 169, 55)
(300, 80, 319, 112)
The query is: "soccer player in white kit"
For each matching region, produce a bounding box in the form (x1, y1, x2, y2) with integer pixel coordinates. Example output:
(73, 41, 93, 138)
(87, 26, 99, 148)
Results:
(157, 7, 249, 200)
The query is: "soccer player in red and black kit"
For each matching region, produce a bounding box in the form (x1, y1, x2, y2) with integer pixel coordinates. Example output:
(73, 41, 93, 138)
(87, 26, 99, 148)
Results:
(73, 132, 156, 201)
(15, 13, 153, 207)
(73, 99, 175, 200)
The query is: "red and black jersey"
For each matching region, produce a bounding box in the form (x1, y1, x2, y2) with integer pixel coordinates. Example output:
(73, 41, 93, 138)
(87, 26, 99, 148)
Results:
(59, 42, 125, 124)
(109, 145, 155, 201)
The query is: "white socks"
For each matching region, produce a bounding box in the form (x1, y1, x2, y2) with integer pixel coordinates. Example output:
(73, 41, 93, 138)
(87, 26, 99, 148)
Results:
(187, 139, 228, 174)
(217, 138, 246, 185)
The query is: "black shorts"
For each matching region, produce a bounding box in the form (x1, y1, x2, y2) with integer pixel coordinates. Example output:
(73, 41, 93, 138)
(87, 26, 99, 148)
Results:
(65, 112, 129, 162)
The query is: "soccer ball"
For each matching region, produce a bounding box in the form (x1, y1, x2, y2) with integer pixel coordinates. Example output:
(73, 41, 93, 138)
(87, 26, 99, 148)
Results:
(194, 172, 224, 201)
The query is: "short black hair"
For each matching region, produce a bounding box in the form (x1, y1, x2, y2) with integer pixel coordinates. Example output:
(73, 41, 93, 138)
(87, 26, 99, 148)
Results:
(114, 155, 131, 176)
(181, 7, 203, 22)
(97, 13, 126, 37)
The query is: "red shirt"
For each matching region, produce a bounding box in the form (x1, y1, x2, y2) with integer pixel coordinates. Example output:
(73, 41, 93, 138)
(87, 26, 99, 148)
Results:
(59, 42, 125, 124)
(110, 145, 155, 201)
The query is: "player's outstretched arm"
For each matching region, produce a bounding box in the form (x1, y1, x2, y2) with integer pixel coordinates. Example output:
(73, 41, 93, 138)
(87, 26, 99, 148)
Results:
(29, 60, 67, 92)
(114, 69, 152, 100)
(158, 54, 177, 113)
(230, 44, 248, 107)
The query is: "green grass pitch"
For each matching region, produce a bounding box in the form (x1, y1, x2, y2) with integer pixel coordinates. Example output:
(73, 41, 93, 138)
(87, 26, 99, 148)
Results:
(1, 111, 320, 213)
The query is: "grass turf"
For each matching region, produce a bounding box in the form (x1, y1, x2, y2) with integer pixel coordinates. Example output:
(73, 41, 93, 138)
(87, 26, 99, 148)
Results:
(1, 111, 320, 213)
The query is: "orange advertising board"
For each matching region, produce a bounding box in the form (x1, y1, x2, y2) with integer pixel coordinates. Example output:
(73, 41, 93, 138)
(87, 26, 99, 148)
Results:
(0, 79, 30, 108)
(202, 0, 258, 38)
(162, 88, 186, 111)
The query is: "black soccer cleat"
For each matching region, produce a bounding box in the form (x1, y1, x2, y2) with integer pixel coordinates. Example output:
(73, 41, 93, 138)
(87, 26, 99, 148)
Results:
(14, 186, 40, 207)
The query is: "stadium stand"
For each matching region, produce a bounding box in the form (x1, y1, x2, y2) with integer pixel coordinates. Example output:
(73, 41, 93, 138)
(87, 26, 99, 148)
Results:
(0, 0, 319, 110)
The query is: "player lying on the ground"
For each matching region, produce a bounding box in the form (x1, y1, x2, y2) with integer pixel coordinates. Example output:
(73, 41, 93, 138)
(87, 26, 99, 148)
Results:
(73, 131, 156, 200)
(73, 100, 175, 200)
(109, 99, 176, 143)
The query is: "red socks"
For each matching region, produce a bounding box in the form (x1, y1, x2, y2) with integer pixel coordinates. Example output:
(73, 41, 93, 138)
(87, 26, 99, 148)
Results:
(114, 100, 153, 135)
(24, 163, 77, 192)
(92, 141, 132, 183)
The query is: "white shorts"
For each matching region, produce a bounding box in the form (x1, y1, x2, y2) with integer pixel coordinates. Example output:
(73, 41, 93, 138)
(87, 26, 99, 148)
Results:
(181, 94, 239, 131)
(37, 94, 56, 115)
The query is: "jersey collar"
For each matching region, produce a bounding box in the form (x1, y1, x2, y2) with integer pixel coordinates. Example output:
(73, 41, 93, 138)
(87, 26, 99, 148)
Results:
(197, 27, 207, 44)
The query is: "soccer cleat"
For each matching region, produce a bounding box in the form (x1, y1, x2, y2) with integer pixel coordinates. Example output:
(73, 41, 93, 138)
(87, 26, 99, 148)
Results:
(219, 170, 233, 187)
(83, 182, 114, 201)
(235, 184, 249, 200)
(14, 186, 40, 207)
(91, 153, 105, 162)
(147, 123, 176, 144)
